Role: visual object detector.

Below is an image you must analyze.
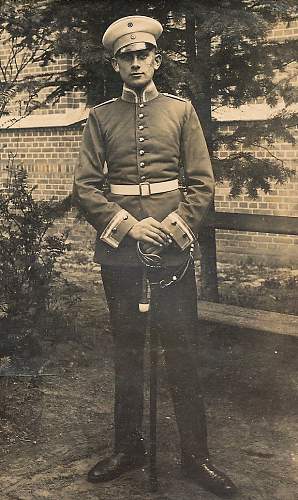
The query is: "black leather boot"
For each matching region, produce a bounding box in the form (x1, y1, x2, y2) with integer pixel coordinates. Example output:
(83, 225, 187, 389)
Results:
(87, 438, 146, 483)
(182, 456, 237, 497)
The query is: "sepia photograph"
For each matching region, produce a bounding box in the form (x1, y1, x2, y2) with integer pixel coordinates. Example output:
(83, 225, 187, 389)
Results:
(0, 1, 297, 498)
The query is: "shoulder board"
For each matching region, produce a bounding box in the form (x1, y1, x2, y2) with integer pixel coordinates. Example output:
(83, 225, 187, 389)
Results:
(93, 98, 117, 109)
(161, 93, 187, 102)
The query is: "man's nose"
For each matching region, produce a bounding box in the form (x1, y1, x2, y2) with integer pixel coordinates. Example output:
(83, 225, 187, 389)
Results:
(131, 55, 140, 68)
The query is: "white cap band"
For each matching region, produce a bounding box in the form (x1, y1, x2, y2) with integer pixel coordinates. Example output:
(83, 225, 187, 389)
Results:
(114, 32, 156, 55)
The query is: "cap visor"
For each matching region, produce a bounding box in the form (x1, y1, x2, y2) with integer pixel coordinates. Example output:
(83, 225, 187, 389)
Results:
(117, 42, 154, 54)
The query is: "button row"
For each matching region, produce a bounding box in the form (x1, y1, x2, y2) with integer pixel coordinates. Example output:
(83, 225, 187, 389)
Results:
(138, 105, 146, 177)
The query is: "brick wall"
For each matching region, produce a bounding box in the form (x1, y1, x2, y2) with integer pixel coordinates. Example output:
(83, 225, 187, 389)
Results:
(215, 123, 298, 265)
(0, 122, 95, 245)
(0, 125, 82, 220)
(212, 16, 298, 264)
(0, 120, 296, 264)
(267, 19, 298, 40)
(0, 126, 83, 180)
(0, 32, 86, 116)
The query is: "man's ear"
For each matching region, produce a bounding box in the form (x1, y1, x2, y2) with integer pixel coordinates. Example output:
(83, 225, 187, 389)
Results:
(111, 57, 119, 73)
(154, 53, 162, 70)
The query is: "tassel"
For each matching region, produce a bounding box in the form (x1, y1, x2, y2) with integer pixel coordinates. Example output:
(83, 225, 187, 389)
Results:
(139, 268, 150, 313)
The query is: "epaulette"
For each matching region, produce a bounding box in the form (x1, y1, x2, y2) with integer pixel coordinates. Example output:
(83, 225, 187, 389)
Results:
(161, 93, 187, 102)
(94, 98, 117, 108)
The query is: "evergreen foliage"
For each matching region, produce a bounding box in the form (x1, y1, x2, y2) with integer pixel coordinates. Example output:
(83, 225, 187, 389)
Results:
(1, 0, 297, 197)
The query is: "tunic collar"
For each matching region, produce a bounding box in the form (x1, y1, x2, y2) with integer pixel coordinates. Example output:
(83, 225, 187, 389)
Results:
(121, 81, 159, 103)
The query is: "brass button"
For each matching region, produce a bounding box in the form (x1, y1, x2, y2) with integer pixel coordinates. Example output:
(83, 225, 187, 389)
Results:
(138, 125, 144, 130)
(171, 221, 177, 225)
(138, 113, 144, 118)
(140, 175, 146, 181)
(139, 150, 145, 155)
(139, 103, 144, 108)
(140, 162, 145, 167)
(139, 137, 144, 142)
(123, 215, 128, 220)
(112, 227, 117, 233)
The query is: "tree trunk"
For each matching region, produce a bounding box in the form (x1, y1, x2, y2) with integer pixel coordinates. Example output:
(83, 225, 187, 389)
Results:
(185, 15, 219, 302)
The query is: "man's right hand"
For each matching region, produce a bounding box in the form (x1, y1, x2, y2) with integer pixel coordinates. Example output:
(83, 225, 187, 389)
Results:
(128, 217, 172, 247)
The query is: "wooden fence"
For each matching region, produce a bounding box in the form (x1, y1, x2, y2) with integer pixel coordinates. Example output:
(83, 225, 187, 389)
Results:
(200, 212, 298, 301)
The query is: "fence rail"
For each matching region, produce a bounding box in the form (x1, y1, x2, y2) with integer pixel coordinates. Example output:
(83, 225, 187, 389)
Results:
(199, 211, 298, 302)
(203, 212, 298, 236)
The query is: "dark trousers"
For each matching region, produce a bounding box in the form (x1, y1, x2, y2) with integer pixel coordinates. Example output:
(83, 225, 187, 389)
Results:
(101, 263, 209, 461)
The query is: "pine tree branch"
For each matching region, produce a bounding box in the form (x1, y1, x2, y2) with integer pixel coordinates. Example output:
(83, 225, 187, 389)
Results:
(250, 143, 285, 165)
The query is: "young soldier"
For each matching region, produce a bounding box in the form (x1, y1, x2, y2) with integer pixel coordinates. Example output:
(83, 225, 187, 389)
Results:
(73, 15, 237, 498)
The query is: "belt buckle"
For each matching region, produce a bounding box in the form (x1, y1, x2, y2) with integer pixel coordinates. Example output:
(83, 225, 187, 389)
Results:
(139, 182, 151, 197)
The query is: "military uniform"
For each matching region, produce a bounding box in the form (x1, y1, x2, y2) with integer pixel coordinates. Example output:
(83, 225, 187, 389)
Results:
(73, 77, 213, 455)
(73, 15, 237, 497)
(73, 82, 214, 266)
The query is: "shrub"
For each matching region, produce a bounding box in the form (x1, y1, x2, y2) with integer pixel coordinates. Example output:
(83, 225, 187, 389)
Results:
(0, 157, 72, 355)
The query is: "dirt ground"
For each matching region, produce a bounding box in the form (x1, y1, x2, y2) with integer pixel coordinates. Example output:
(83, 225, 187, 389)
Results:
(0, 255, 297, 499)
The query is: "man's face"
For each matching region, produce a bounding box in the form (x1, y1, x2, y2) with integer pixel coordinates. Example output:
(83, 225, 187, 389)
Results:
(112, 48, 161, 89)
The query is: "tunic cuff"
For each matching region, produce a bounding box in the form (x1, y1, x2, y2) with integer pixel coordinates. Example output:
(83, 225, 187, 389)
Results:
(100, 209, 138, 248)
(161, 212, 195, 251)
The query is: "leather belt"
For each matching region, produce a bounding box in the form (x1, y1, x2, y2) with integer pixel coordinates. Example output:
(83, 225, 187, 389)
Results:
(110, 179, 179, 197)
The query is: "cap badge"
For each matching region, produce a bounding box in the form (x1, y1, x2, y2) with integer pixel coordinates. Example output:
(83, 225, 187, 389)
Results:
(130, 34, 136, 39)
(128, 22, 133, 27)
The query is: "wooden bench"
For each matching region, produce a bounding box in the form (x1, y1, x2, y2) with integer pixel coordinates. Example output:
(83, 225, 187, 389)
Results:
(198, 300, 298, 337)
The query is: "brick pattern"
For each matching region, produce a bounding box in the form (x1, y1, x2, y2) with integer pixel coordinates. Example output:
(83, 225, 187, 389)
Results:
(0, 127, 83, 163)
(0, 33, 86, 115)
(0, 125, 83, 200)
(214, 119, 298, 263)
(267, 19, 298, 40)
(34, 88, 87, 115)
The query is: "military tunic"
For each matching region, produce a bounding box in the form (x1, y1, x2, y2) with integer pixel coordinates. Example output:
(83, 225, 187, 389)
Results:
(73, 81, 214, 266)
